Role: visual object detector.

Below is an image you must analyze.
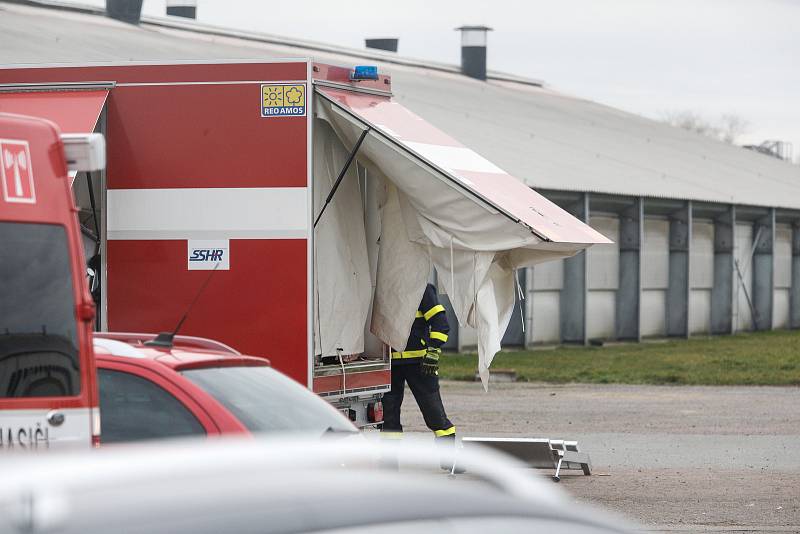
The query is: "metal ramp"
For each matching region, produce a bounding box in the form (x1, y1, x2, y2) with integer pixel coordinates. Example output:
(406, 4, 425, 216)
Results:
(461, 437, 591, 482)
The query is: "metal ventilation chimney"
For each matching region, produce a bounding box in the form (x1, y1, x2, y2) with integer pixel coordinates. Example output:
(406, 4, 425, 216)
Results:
(167, 0, 197, 18)
(455, 25, 493, 80)
(106, 0, 143, 24)
(365, 38, 399, 53)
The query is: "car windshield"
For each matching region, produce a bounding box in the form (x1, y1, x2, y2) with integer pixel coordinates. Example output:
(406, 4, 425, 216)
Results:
(181, 366, 356, 434)
(0, 222, 80, 397)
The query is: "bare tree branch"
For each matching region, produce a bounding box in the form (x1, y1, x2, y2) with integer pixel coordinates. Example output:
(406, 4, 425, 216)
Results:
(660, 110, 750, 145)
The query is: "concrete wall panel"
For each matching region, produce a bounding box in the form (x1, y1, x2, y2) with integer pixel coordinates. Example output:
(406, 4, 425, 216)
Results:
(691, 221, 714, 289)
(587, 216, 620, 290)
(690, 289, 712, 334)
(643, 219, 669, 289)
(587, 290, 616, 339)
(775, 224, 792, 288)
(773, 288, 790, 329)
(533, 259, 564, 290)
(773, 224, 792, 330)
(532, 290, 561, 344)
(641, 289, 667, 337)
(735, 223, 754, 331)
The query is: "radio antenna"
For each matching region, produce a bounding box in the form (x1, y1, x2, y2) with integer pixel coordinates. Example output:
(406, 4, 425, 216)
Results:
(145, 263, 219, 349)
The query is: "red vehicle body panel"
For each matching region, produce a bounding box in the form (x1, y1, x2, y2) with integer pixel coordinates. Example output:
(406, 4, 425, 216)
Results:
(0, 112, 98, 430)
(0, 62, 312, 385)
(313, 370, 392, 396)
(106, 84, 307, 190)
(0, 61, 396, 408)
(0, 63, 307, 85)
(0, 91, 107, 134)
(92, 332, 274, 436)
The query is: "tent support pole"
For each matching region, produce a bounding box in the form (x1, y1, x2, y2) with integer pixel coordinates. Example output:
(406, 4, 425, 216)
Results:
(313, 127, 371, 229)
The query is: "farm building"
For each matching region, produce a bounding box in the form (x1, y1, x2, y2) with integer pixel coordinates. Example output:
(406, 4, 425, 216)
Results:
(1, 1, 798, 350)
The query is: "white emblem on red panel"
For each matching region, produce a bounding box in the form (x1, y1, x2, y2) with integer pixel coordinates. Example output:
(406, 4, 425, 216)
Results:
(0, 139, 36, 204)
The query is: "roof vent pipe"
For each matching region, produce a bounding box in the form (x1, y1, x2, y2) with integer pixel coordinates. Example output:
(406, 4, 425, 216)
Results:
(365, 38, 399, 53)
(167, 0, 197, 19)
(455, 25, 493, 81)
(106, 0, 143, 24)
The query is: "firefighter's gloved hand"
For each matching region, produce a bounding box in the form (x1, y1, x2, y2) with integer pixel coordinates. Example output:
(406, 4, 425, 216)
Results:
(421, 347, 441, 376)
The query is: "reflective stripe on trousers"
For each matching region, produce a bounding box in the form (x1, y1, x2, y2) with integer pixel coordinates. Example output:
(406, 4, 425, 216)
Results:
(391, 349, 427, 359)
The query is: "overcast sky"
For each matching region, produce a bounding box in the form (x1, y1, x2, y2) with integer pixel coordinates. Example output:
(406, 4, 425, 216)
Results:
(79, 0, 800, 160)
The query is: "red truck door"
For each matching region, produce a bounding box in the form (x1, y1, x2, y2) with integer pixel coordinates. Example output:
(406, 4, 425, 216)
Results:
(0, 112, 102, 449)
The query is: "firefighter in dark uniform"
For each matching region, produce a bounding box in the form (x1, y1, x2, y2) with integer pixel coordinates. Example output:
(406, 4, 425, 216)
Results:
(381, 283, 456, 452)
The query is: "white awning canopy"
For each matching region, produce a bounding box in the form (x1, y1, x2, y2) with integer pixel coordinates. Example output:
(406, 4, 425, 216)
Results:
(316, 87, 609, 247)
(314, 86, 610, 387)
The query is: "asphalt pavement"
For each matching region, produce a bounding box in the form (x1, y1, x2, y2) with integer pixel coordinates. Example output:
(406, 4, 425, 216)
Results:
(397, 381, 800, 533)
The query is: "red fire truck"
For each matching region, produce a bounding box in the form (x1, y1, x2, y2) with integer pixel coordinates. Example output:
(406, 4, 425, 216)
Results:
(0, 61, 608, 426)
(0, 111, 105, 448)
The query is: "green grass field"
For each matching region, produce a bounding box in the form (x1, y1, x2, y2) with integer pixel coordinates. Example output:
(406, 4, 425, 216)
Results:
(439, 330, 800, 385)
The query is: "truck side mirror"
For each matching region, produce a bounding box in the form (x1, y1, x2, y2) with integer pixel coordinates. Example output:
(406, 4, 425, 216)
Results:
(87, 267, 99, 294)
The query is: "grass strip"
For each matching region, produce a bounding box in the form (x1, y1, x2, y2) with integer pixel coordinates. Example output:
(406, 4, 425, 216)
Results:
(439, 330, 800, 385)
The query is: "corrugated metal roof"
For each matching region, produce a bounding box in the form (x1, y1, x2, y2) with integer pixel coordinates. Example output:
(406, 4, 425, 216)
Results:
(2, 1, 799, 210)
(391, 73, 800, 208)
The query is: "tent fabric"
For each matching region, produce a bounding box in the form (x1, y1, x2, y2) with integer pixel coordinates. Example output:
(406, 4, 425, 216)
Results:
(0, 90, 108, 134)
(312, 120, 372, 357)
(369, 177, 431, 352)
(315, 88, 610, 388)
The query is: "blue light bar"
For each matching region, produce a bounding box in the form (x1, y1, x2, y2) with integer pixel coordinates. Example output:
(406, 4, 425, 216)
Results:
(350, 66, 379, 81)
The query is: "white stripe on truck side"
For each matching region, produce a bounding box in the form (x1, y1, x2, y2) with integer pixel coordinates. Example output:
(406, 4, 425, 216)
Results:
(107, 187, 308, 240)
(0, 408, 92, 449)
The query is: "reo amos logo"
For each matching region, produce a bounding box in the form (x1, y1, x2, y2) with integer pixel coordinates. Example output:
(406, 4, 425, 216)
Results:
(261, 83, 306, 118)
(0, 139, 35, 204)
(188, 239, 230, 271)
